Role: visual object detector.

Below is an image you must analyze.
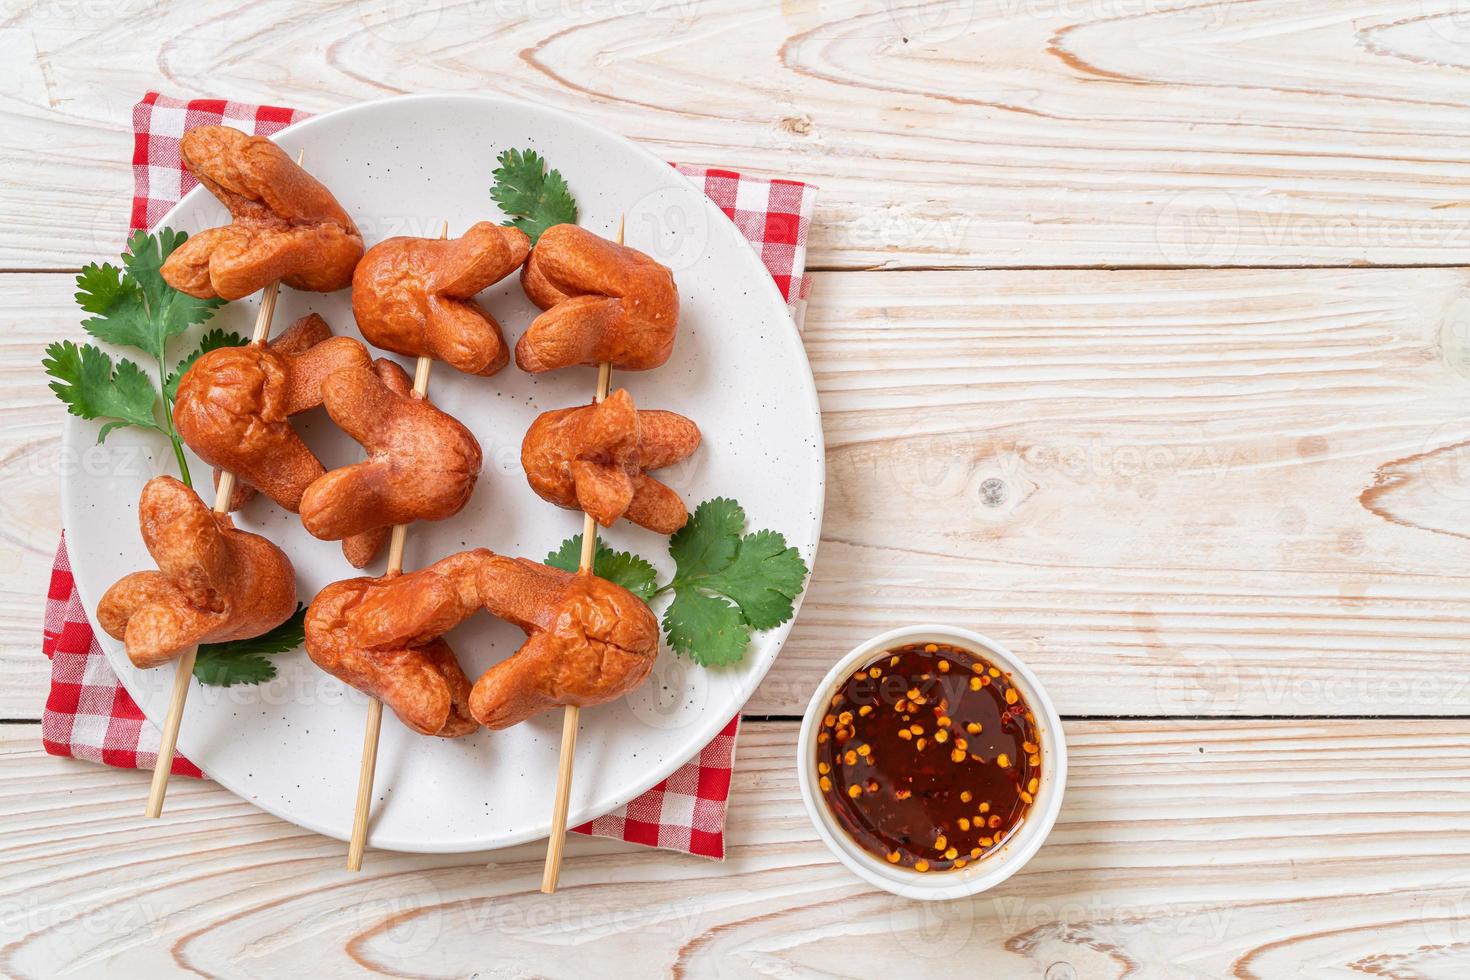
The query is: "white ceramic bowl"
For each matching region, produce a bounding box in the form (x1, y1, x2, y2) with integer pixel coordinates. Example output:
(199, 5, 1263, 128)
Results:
(797, 625, 1067, 901)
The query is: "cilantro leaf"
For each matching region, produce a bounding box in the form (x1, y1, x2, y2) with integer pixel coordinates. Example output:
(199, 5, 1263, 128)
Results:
(192, 653, 278, 687)
(546, 535, 658, 601)
(42, 341, 162, 443)
(166, 328, 248, 400)
(54, 227, 231, 489)
(598, 547, 660, 602)
(75, 262, 152, 350)
(663, 498, 810, 665)
(491, 148, 578, 244)
(661, 588, 749, 667)
(76, 232, 223, 357)
(545, 535, 583, 571)
(122, 229, 225, 345)
(668, 498, 744, 578)
(542, 498, 810, 669)
(193, 605, 306, 686)
(702, 529, 808, 630)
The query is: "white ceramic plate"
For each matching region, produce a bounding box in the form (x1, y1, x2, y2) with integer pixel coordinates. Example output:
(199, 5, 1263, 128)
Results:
(62, 94, 824, 853)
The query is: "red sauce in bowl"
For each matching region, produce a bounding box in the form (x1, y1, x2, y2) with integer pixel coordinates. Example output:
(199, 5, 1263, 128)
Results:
(814, 641, 1041, 873)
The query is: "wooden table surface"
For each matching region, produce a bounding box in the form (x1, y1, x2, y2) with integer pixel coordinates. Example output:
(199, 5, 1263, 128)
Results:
(4, 2, 1470, 977)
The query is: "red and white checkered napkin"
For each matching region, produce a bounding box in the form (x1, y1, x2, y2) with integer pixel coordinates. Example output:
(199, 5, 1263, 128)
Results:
(41, 91, 817, 860)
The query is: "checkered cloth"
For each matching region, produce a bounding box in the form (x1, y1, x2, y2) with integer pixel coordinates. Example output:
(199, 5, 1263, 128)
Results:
(41, 91, 817, 861)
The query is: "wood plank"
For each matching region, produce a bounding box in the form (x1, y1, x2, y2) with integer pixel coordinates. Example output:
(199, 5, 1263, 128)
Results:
(764, 266, 1470, 715)
(3, 720, 1470, 977)
(9, 1, 1470, 268)
(5, 268, 1468, 718)
(0, 275, 79, 718)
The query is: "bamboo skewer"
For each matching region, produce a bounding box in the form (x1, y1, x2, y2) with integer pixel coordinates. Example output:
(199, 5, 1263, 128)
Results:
(541, 219, 622, 893)
(145, 259, 285, 818)
(346, 220, 447, 871)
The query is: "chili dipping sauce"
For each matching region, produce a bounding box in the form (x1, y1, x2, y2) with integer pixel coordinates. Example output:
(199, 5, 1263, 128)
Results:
(814, 642, 1041, 873)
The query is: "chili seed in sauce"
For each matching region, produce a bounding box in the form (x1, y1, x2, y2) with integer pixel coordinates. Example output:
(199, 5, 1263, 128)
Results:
(814, 642, 1041, 873)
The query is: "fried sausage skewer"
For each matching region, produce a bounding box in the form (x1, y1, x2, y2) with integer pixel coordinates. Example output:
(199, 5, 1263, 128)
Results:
(469, 557, 659, 729)
(305, 551, 484, 738)
(174, 312, 372, 511)
(99, 476, 296, 669)
(517, 223, 678, 372)
(352, 222, 529, 376)
(521, 387, 700, 534)
(304, 550, 658, 738)
(339, 220, 473, 875)
(161, 128, 361, 300)
(146, 220, 297, 818)
(540, 217, 654, 893)
(299, 358, 482, 566)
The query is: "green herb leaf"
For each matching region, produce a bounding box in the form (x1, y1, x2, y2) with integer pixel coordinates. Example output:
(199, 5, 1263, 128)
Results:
(166, 328, 248, 400)
(491, 148, 578, 244)
(53, 227, 231, 487)
(598, 547, 661, 602)
(75, 231, 223, 356)
(122, 229, 225, 344)
(542, 498, 810, 669)
(663, 498, 809, 665)
(74, 262, 152, 350)
(192, 653, 278, 687)
(193, 605, 306, 686)
(546, 535, 659, 601)
(42, 340, 162, 443)
(701, 529, 808, 630)
(668, 497, 745, 578)
(661, 587, 750, 667)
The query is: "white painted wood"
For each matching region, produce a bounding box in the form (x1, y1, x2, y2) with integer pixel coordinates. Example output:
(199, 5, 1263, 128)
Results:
(7, 268, 1468, 718)
(9, 1, 1470, 268)
(6, 6, 1470, 972)
(4, 721, 1470, 978)
(766, 266, 1470, 716)
(0, 275, 83, 718)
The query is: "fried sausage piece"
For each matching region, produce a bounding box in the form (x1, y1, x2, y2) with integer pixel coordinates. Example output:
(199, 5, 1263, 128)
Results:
(304, 551, 484, 737)
(303, 550, 658, 735)
(521, 388, 700, 533)
(516, 224, 679, 373)
(298, 359, 482, 565)
(97, 476, 297, 669)
(173, 313, 372, 513)
(470, 558, 660, 730)
(351, 223, 530, 376)
(161, 126, 363, 300)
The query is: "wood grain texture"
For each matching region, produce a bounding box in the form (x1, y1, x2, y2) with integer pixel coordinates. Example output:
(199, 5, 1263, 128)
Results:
(5, 720, 1470, 978)
(0, 276, 80, 718)
(774, 266, 1470, 715)
(7, 8, 1469, 977)
(10, 0, 1470, 268)
(6, 268, 1468, 718)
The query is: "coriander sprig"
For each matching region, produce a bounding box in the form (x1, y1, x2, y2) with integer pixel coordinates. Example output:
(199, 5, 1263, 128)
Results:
(44, 229, 242, 486)
(192, 605, 307, 687)
(546, 536, 658, 600)
(491, 148, 578, 244)
(547, 498, 810, 668)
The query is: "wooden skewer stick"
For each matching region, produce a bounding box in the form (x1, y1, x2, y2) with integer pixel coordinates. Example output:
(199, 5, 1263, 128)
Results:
(346, 220, 447, 871)
(145, 251, 287, 819)
(541, 217, 622, 893)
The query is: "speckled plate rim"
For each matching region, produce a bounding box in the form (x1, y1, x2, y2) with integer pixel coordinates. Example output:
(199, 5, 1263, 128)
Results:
(62, 92, 825, 852)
